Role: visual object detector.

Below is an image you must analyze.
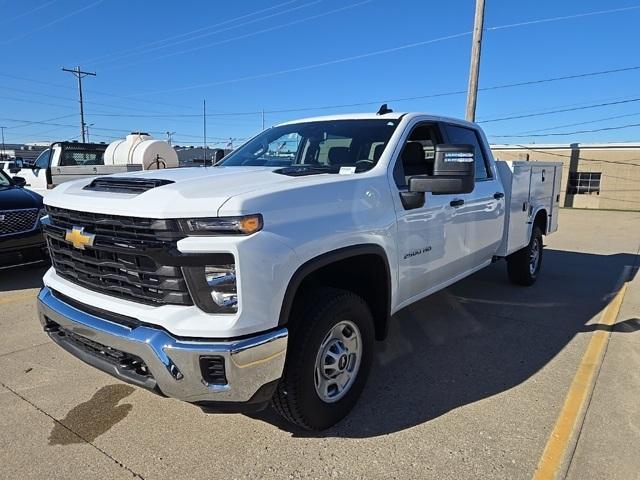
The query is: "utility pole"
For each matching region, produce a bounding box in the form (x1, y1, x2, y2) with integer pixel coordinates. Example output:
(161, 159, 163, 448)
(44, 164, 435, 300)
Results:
(62, 66, 96, 143)
(85, 123, 94, 142)
(166, 131, 175, 146)
(261, 109, 265, 131)
(0, 126, 6, 160)
(203, 99, 207, 162)
(465, 0, 486, 122)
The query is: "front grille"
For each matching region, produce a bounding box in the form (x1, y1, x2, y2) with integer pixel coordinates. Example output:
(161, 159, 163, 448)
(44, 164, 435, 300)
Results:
(0, 208, 38, 236)
(44, 206, 192, 306)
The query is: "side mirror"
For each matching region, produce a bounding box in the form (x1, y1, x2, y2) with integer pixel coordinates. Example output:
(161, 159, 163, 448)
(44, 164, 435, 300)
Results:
(408, 144, 475, 195)
(12, 176, 27, 187)
(9, 166, 21, 174)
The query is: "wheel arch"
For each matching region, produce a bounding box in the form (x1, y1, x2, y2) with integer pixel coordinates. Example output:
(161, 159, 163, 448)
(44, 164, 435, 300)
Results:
(278, 244, 392, 341)
(532, 208, 548, 234)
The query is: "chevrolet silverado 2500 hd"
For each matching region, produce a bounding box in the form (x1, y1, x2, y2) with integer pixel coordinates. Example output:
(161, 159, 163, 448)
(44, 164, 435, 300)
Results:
(37, 111, 561, 430)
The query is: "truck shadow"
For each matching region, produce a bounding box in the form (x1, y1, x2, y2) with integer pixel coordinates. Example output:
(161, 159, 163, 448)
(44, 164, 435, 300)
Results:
(251, 249, 638, 437)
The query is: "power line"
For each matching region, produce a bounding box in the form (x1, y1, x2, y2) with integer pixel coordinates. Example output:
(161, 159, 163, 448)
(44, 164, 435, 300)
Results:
(130, 31, 472, 96)
(100, 0, 327, 68)
(486, 4, 640, 31)
(106, 0, 372, 72)
(479, 97, 640, 124)
(0, 72, 197, 111)
(491, 122, 640, 138)
(80, 0, 300, 66)
(503, 145, 640, 168)
(5, 114, 78, 130)
(128, 4, 640, 96)
(495, 112, 640, 135)
(0, 84, 199, 115)
(0, 1, 57, 26)
(0, 0, 103, 45)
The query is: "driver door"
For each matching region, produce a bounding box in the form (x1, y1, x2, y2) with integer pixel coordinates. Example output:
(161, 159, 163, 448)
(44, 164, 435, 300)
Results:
(392, 122, 468, 306)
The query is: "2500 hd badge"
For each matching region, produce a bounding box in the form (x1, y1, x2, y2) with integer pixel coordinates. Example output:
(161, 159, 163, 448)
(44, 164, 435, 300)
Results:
(404, 246, 432, 260)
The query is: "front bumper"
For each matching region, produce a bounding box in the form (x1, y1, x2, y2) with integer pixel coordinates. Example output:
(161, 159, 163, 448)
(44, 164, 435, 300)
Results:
(37, 287, 288, 408)
(0, 228, 47, 268)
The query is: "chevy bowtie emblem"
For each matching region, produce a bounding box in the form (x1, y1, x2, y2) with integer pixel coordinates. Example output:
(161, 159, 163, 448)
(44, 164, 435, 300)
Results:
(65, 226, 95, 250)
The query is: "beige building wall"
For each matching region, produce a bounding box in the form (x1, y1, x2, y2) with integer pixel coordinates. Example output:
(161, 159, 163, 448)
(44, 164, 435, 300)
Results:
(490, 143, 640, 211)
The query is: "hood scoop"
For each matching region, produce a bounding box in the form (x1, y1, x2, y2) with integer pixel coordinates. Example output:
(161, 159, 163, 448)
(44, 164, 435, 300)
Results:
(83, 177, 174, 194)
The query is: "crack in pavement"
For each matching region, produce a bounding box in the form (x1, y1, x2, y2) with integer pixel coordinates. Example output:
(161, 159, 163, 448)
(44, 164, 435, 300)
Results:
(0, 381, 145, 479)
(0, 340, 53, 359)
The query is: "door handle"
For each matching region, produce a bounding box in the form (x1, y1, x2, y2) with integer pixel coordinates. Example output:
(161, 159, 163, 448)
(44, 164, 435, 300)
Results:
(493, 192, 504, 200)
(450, 199, 465, 207)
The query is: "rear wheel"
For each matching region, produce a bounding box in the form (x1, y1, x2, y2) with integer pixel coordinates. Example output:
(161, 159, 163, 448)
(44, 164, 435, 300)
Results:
(507, 226, 543, 286)
(272, 287, 374, 430)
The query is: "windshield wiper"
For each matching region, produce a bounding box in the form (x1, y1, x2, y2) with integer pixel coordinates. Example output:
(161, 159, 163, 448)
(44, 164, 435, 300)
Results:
(273, 165, 340, 177)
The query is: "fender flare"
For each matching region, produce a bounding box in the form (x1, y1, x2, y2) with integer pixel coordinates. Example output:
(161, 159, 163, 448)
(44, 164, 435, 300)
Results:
(278, 244, 392, 332)
(529, 207, 549, 236)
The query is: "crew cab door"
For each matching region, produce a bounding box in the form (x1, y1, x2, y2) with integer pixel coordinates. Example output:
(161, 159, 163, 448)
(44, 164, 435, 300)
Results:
(442, 124, 504, 267)
(390, 122, 469, 306)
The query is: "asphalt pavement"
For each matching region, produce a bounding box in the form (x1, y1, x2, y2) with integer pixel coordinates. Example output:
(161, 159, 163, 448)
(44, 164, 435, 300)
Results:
(0, 208, 638, 480)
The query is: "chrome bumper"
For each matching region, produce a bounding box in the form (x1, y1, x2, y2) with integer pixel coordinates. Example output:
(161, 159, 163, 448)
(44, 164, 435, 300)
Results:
(37, 287, 288, 404)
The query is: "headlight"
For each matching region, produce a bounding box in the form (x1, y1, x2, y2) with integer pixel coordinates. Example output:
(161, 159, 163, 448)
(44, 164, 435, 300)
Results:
(205, 264, 237, 312)
(182, 255, 239, 314)
(180, 214, 263, 235)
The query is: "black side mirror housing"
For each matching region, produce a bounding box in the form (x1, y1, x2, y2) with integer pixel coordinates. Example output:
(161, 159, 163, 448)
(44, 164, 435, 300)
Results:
(408, 144, 475, 195)
(12, 176, 27, 187)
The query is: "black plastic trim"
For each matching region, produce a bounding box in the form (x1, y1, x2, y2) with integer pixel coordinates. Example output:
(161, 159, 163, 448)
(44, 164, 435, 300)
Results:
(278, 244, 392, 330)
(195, 379, 279, 414)
(49, 288, 141, 328)
(45, 320, 160, 393)
(83, 177, 174, 194)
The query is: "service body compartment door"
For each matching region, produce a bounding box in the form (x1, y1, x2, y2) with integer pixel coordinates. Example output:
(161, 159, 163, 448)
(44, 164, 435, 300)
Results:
(496, 161, 532, 256)
(548, 165, 562, 233)
(529, 166, 554, 219)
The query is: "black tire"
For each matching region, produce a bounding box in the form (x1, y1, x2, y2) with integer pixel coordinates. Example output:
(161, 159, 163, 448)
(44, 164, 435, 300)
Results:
(272, 286, 374, 430)
(507, 226, 543, 286)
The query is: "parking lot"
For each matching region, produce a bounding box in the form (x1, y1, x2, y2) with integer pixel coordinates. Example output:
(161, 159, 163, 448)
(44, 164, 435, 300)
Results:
(0, 208, 638, 480)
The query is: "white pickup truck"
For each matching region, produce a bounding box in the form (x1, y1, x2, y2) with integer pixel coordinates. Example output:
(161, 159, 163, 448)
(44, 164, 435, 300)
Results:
(37, 111, 561, 430)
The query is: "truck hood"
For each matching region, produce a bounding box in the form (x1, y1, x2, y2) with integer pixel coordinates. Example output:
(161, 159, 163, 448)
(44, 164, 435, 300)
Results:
(0, 185, 43, 210)
(43, 166, 303, 217)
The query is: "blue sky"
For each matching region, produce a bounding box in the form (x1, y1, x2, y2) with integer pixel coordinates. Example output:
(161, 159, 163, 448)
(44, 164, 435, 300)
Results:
(1, 0, 639, 146)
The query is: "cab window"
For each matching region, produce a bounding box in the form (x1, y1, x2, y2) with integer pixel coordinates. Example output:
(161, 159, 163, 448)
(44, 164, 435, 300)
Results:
(34, 149, 51, 169)
(393, 123, 442, 187)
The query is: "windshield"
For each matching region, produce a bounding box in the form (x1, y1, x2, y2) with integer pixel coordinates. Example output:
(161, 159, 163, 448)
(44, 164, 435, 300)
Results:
(219, 119, 398, 173)
(0, 170, 11, 188)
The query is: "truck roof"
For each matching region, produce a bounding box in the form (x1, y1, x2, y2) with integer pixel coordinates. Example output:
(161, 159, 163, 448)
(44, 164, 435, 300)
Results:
(52, 141, 108, 150)
(276, 112, 479, 129)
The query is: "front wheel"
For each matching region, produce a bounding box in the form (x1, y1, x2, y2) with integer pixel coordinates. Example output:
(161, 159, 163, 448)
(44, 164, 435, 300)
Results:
(507, 226, 543, 286)
(272, 287, 374, 430)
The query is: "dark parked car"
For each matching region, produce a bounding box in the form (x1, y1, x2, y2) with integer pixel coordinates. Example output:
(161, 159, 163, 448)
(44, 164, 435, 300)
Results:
(0, 171, 47, 269)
